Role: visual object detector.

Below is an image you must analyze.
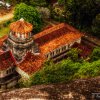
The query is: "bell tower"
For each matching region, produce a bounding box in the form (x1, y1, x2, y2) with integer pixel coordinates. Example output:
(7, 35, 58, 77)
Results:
(7, 18, 38, 61)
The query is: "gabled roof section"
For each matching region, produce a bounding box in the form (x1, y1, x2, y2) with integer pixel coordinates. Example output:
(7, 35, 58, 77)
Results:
(0, 50, 16, 71)
(18, 52, 45, 75)
(34, 23, 83, 54)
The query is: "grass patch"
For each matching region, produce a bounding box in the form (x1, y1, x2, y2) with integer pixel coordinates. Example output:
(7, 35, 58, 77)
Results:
(0, 26, 9, 38)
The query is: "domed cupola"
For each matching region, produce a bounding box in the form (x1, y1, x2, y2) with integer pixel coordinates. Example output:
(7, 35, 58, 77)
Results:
(9, 18, 33, 40)
(7, 18, 39, 61)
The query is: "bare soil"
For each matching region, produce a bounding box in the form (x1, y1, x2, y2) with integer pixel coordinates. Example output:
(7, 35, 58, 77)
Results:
(0, 7, 14, 23)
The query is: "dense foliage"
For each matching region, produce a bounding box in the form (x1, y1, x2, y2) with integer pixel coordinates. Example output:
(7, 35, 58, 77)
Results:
(29, 59, 100, 86)
(90, 47, 100, 61)
(92, 14, 100, 37)
(14, 3, 42, 33)
(18, 47, 100, 87)
(29, 0, 47, 6)
(6, 0, 99, 36)
(66, 48, 81, 62)
(56, 0, 100, 37)
(31, 59, 81, 85)
(5, 0, 47, 6)
(76, 60, 100, 78)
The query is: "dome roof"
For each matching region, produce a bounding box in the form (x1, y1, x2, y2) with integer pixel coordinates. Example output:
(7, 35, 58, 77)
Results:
(10, 18, 33, 34)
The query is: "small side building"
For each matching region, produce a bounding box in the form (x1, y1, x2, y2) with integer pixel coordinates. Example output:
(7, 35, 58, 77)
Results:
(0, 51, 19, 90)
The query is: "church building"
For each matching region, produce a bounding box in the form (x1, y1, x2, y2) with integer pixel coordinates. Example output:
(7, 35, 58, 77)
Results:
(0, 19, 83, 89)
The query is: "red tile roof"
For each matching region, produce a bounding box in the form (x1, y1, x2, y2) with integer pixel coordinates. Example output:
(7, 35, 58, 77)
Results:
(18, 52, 45, 75)
(34, 23, 83, 54)
(10, 19, 33, 34)
(0, 51, 16, 71)
(19, 23, 83, 75)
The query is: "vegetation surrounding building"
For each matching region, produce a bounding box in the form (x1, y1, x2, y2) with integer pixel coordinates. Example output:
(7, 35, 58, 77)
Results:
(0, 0, 99, 90)
(19, 47, 100, 87)
(14, 3, 43, 32)
(3, 0, 100, 37)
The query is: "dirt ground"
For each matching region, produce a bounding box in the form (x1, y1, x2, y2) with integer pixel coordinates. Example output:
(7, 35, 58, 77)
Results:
(0, 8, 14, 23)
(0, 7, 13, 15)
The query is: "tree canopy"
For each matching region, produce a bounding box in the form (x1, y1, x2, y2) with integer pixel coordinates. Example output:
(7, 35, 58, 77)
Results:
(14, 3, 42, 33)
(55, 0, 100, 36)
(92, 14, 100, 37)
(90, 47, 100, 61)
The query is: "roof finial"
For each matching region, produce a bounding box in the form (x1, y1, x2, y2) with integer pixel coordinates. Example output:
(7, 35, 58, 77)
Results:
(20, 18, 24, 21)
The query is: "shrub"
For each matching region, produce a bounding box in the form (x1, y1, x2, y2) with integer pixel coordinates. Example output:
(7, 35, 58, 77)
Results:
(90, 47, 100, 61)
(66, 48, 81, 62)
(76, 60, 100, 78)
(31, 59, 81, 85)
(18, 78, 31, 88)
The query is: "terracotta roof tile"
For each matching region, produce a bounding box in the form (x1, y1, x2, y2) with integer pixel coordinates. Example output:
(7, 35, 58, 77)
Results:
(18, 52, 45, 75)
(10, 19, 33, 34)
(0, 51, 16, 71)
(19, 23, 83, 75)
(0, 23, 83, 75)
(34, 23, 83, 54)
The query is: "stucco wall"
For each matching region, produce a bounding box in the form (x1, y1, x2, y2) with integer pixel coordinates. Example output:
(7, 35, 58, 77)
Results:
(45, 38, 81, 59)
(16, 67, 30, 79)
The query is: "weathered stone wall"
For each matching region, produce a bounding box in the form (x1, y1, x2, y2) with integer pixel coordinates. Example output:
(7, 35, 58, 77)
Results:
(7, 37, 34, 61)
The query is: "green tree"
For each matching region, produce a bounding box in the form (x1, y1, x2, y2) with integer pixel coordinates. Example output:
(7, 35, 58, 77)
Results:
(57, 0, 99, 32)
(66, 48, 81, 62)
(14, 3, 43, 33)
(76, 60, 100, 78)
(29, 0, 47, 6)
(57, 0, 73, 23)
(90, 47, 100, 61)
(71, 0, 99, 28)
(92, 14, 100, 37)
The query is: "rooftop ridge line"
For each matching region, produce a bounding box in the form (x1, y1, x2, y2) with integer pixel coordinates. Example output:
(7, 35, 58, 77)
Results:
(34, 23, 65, 39)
